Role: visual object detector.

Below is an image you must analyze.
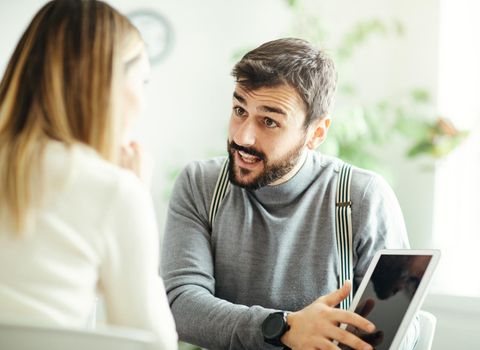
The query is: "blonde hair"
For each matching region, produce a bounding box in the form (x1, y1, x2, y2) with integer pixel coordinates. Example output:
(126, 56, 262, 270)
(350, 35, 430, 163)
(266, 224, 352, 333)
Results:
(0, 0, 143, 234)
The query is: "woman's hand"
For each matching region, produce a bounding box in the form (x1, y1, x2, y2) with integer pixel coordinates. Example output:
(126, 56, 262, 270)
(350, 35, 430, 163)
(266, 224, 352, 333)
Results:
(119, 141, 153, 187)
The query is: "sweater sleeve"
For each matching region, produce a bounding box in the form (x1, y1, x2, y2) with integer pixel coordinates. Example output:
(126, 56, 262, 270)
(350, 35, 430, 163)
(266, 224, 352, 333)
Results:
(161, 164, 276, 350)
(98, 171, 178, 350)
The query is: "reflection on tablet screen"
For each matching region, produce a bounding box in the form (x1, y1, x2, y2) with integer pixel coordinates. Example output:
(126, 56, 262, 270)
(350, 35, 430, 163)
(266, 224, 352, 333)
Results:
(341, 255, 432, 350)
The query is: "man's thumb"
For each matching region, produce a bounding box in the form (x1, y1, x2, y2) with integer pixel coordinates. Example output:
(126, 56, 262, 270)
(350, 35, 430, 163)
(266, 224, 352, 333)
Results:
(318, 280, 352, 307)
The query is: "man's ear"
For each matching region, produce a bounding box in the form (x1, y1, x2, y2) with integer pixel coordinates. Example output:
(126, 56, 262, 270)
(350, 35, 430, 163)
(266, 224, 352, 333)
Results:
(306, 117, 331, 150)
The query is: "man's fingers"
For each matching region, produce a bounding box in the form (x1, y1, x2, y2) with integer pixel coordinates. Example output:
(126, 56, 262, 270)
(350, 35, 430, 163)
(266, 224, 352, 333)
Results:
(360, 330, 384, 347)
(329, 326, 373, 350)
(314, 337, 342, 350)
(320, 281, 352, 307)
(331, 309, 375, 333)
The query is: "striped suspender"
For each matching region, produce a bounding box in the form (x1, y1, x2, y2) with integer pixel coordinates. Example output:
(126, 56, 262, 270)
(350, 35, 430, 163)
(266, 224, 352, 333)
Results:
(208, 158, 231, 226)
(335, 163, 354, 310)
(208, 158, 354, 311)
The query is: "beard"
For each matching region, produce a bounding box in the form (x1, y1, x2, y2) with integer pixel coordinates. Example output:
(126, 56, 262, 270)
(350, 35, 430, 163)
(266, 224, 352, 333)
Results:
(227, 137, 306, 190)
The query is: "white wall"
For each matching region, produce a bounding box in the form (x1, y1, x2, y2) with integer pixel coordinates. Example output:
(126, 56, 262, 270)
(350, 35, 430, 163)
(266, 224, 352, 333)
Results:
(0, 0, 439, 242)
(0, 0, 292, 229)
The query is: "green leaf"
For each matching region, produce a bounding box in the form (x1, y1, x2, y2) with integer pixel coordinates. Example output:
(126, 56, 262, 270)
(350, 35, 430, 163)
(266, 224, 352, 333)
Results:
(410, 88, 430, 103)
(336, 19, 392, 61)
(285, 0, 300, 9)
(407, 141, 434, 158)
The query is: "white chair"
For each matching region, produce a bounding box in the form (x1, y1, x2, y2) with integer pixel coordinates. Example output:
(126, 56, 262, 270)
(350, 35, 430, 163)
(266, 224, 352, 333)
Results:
(0, 322, 158, 350)
(413, 310, 437, 350)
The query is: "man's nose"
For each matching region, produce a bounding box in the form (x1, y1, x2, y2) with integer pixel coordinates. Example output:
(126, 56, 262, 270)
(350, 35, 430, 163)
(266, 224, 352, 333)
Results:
(233, 118, 256, 147)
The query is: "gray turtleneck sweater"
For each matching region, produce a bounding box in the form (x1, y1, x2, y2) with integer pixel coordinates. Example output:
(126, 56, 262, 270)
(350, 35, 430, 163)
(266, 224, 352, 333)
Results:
(161, 151, 411, 350)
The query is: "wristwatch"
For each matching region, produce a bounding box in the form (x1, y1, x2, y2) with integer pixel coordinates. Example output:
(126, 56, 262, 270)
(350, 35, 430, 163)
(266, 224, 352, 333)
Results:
(261, 311, 291, 349)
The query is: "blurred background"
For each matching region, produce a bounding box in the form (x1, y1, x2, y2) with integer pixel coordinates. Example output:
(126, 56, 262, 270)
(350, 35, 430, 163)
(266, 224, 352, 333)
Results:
(1, 0, 479, 348)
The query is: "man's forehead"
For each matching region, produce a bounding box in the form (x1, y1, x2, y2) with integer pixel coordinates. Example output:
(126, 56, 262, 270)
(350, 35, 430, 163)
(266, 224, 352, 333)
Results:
(233, 83, 304, 107)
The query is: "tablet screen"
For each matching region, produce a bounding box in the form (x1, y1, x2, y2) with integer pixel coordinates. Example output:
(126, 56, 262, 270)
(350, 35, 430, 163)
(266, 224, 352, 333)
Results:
(341, 254, 432, 350)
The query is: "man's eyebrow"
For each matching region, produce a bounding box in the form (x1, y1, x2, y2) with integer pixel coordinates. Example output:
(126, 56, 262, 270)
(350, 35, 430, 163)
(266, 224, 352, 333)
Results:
(233, 91, 288, 117)
(233, 92, 246, 104)
(258, 105, 287, 116)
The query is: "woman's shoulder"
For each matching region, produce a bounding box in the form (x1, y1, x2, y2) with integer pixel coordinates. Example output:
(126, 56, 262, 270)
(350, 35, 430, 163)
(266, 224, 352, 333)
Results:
(43, 141, 147, 221)
(59, 142, 140, 191)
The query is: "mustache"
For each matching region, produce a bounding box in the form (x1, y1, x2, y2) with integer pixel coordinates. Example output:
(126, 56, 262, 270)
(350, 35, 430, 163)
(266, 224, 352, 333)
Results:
(228, 141, 266, 160)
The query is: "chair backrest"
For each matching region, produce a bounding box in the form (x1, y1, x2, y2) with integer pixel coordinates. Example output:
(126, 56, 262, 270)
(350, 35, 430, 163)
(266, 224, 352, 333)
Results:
(414, 310, 437, 350)
(0, 322, 158, 350)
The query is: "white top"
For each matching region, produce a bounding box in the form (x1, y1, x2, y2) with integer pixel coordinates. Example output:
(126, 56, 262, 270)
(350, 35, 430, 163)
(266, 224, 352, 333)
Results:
(0, 142, 178, 350)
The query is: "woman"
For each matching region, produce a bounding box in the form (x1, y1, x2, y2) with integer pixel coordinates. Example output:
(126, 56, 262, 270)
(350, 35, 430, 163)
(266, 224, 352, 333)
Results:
(0, 1, 177, 349)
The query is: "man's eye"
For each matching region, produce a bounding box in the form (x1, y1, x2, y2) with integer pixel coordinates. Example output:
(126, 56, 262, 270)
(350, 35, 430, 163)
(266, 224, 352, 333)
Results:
(233, 106, 246, 117)
(263, 117, 278, 128)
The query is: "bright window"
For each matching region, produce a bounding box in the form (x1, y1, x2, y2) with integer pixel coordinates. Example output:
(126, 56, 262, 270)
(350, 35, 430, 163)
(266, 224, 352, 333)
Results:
(432, 0, 480, 296)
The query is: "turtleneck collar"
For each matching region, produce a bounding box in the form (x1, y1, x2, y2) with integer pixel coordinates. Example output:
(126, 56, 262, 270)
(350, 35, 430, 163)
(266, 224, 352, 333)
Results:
(246, 150, 318, 206)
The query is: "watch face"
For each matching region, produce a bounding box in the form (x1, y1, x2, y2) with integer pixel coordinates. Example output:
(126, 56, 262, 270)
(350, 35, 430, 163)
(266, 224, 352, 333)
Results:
(262, 313, 286, 339)
(128, 9, 173, 64)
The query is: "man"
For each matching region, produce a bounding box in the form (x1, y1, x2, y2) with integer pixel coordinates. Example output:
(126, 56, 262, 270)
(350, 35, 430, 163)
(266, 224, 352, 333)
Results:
(162, 38, 413, 350)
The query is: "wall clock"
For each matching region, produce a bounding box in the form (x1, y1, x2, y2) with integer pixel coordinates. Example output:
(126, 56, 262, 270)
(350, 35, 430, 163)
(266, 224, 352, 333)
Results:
(128, 9, 173, 64)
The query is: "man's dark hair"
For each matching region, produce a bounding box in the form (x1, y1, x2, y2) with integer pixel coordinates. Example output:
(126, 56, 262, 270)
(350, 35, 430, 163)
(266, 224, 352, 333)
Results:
(232, 38, 337, 128)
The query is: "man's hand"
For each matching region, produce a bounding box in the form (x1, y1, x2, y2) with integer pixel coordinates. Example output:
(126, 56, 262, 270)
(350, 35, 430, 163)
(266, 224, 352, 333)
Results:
(349, 299, 384, 348)
(281, 281, 375, 350)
